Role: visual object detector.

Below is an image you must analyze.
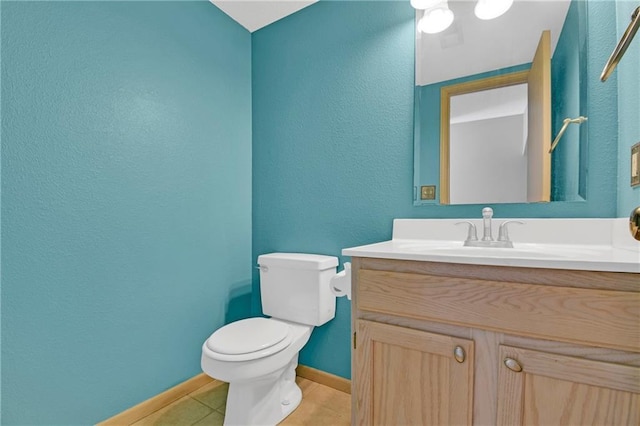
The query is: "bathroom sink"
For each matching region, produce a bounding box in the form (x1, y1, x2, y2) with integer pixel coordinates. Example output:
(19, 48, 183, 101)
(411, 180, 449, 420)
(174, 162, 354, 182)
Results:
(343, 218, 640, 273)
(429, 245, 602, 259)
(394, 241, 603, 259)
(392, 240, 460, 251)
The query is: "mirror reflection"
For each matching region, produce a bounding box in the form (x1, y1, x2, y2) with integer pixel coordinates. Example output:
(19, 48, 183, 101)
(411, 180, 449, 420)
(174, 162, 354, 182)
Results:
(413, 0, 588, 205)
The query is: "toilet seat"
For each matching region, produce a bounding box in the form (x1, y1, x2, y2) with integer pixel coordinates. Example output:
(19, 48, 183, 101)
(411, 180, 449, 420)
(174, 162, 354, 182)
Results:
(205, 317, 293, 362)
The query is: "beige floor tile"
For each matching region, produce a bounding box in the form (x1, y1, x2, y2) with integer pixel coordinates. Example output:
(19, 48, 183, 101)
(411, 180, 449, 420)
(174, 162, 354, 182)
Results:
(302, 384, 351, 417)
(191, 410, 225, 426)
(129, 376, 351, 426)
(216, 404, 226, 416)
(296, 376, 319, 396)
(280, 399, 350, 426)
(189, 381, 229, 411)
(131, 396, 212, 426)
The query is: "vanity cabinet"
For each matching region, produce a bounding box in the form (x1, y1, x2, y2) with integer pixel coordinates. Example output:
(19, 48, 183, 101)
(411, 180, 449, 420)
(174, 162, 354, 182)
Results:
(497, 345, 639, 424)
(356, 320, 474, 425)
(350, 257, 640, 426)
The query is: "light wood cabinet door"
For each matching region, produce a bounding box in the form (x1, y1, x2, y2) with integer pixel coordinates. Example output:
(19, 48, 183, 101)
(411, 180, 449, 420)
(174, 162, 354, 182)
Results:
(354, 320, 474, 426)
(497, 345, 640, 425)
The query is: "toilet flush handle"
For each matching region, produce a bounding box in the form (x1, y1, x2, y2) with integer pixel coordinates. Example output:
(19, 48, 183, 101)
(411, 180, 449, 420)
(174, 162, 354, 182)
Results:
(330, 262, 352, 300)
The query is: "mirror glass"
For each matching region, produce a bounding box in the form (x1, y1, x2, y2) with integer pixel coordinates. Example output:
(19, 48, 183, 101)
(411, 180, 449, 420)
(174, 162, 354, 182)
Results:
(413, 0, 588, 205)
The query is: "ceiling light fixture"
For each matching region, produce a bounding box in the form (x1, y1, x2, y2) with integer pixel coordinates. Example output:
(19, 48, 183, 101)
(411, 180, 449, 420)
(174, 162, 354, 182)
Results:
(474, 0, 514, 20)
(410, 0, 434, 9)
(413, 0, 454, 34)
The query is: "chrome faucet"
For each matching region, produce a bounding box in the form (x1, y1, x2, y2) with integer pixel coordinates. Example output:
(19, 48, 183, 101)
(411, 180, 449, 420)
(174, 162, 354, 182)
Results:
(481, 207, 494, 241)
(456, 207, 523, 248)
(497, 220, 525, 247)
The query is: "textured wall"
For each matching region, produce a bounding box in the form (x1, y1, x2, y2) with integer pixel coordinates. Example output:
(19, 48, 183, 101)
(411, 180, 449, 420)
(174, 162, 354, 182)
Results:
(252, 1, 417, 379)
(0, 2, 628, 424)
(551, 0, 587, 201)
(1, 2, 251, 423)
(616, 1, 640, 215)
(252, 0, 620, 380)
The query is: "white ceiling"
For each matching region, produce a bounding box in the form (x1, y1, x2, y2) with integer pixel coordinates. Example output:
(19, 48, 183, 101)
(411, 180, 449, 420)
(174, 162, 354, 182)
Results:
(416, 0, 572, 85)
(210, 0, 318, 32)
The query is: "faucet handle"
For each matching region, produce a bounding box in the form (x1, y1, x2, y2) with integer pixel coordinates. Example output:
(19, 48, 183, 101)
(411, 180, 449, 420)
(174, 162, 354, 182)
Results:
(498, 221, 524, 242)
(456, 221, 478, 242)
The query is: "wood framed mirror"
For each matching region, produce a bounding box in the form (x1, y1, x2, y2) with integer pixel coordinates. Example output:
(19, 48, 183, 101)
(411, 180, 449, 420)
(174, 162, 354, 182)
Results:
(439, 31, 551, 205)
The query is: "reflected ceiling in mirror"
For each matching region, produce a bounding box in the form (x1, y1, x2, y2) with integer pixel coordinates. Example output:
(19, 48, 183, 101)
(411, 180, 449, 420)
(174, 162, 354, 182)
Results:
(416, 1, 571, 86)
(413, 0, 588, 206)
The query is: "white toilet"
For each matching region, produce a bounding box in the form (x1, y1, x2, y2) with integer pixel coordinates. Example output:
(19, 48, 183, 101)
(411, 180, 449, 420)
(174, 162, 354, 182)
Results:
(201, 253, 339, 426)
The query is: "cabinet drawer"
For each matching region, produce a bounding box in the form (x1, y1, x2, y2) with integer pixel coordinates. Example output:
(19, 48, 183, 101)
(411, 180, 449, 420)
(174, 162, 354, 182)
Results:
(357, 269, 640, 352)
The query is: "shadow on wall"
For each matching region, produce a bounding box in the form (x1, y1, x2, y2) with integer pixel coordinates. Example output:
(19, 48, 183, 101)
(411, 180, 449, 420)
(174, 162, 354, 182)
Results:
(225, 281, 253, 324)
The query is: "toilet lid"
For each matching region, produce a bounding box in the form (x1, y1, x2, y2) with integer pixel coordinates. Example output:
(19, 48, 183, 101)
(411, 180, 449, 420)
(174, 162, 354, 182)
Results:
(206, 317, 290, 355)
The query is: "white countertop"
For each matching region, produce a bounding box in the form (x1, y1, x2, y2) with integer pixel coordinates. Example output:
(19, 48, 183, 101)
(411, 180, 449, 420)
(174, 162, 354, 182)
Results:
(343, 218, 640, 273)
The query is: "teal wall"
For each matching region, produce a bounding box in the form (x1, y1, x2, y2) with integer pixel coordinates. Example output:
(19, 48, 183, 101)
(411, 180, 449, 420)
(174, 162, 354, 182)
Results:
(0, 0, 631, 423)
(252, 1, 416, 379)
(253, 0, 621, 381)
(616, 1, 640, 215)
(551, 0, 588, 201)
(1, 2, 252, 424)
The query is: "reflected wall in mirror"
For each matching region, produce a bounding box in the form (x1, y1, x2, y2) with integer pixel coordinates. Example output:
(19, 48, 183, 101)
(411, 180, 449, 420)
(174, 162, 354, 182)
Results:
(414, 0, 588, 205)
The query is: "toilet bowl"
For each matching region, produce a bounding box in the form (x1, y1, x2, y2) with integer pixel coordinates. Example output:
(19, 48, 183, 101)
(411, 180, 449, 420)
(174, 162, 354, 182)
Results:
(201, 318, 312, 425)
(200, 253, 339, 426)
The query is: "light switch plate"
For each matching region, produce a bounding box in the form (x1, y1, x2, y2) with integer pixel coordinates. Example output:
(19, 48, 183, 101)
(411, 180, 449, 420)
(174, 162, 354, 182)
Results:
(632, 142, 639, 187)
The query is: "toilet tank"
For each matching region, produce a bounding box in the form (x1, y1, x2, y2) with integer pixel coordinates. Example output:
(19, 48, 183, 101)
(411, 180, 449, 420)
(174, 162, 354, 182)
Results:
(257, 253, 338, 326)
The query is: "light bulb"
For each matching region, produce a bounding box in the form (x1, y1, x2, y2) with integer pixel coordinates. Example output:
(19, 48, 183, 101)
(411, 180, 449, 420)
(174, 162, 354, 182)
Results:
(418, 5, 454, 34)
(474, 0, 514, 20)
(411, 0, 439, 10)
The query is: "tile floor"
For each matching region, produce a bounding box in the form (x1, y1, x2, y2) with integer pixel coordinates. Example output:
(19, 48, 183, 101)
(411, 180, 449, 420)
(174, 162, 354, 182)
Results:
(130, 377, 351, 426)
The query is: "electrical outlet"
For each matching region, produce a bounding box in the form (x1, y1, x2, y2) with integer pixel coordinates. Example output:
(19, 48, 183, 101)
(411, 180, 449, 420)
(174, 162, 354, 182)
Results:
(421, 185, 436, 200)
(632, 142, 639, 187)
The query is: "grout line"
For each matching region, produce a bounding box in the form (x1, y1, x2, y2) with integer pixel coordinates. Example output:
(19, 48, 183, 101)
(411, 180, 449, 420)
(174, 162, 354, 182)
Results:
(98, 373, 215, 426)
(130, 396, 214, 426)
(187, 398, 215, 426)
(189, 381, 228, 410)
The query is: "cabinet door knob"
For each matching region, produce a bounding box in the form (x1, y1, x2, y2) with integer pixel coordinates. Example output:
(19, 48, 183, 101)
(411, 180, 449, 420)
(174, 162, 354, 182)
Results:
(454, 346, 466, 363)
(504, 357, 523, 372)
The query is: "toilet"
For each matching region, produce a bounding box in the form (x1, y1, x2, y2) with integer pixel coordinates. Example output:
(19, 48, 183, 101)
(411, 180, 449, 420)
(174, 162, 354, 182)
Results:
(201, 253, 339, 426)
